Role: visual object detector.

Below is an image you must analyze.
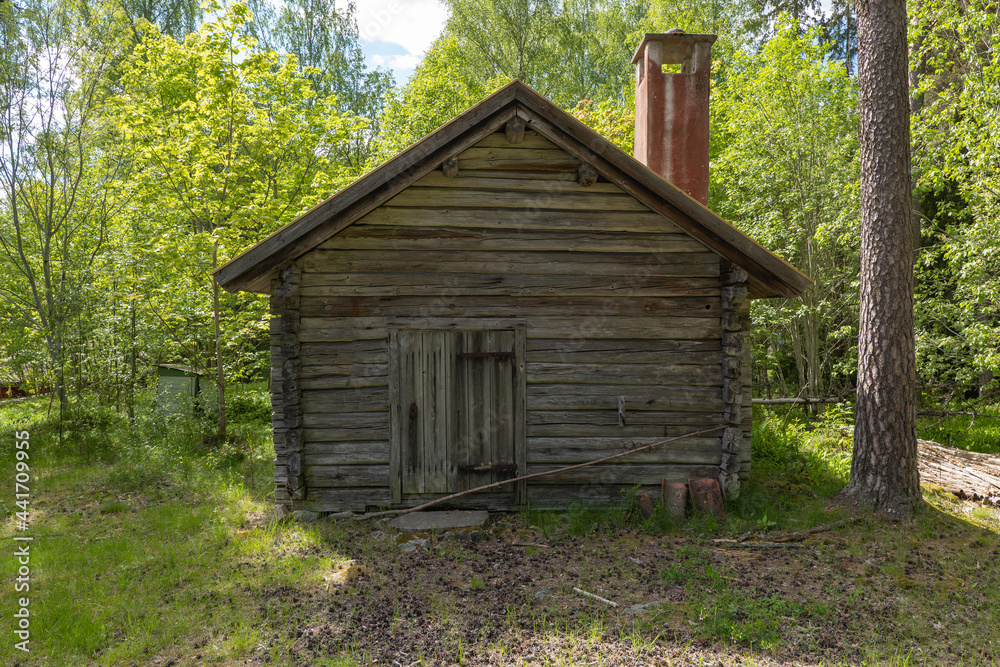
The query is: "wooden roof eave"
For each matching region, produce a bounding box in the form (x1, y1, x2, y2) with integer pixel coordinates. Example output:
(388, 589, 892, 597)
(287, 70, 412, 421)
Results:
(213, 86, 522, 294)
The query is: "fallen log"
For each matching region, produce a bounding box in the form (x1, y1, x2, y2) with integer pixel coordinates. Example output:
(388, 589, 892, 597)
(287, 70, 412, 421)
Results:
(751, 397, 845, 405)
(918, 439, 1000, 506)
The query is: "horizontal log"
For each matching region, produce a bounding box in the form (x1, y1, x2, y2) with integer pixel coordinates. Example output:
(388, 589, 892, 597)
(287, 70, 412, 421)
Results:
(412, 170, 621, 194)
(471, 130, 556, 150)
(305, 426, 390, 442)
(384, 316, 524, 331)
(524, 483, 662, 508)
(299, 362, 388, 380)
(351, 205, 686, 235)
(527, 316, 721, 339)
(303, 441, 390, 465)
(300, 338, 386, 357)
(299, 375, 388, 390)
(304, 464, 390, 487)
(454, 145, 581, 170)
(526, 361, 722, 386)
(524, 462, 720, 485)
(323, 225, 706, 254)
(297, 317, 387, 343)
(298, 295, 723, 319)
(303, 411, 389, 430)
(300, 249, 719, 277)
(527, 423, 721, 438)
(297, 349, 386, 365)
(299, 272, 721, 298)
(526, 348, 722, 365)
(385, 186, 648, 212)
(296, 314, 719, 340)
(301, 387, 388, 413)
(527, 437, 721, 465)
(297, 487, 391, 512)
(525, 386, 723, 412)
(527, 337, 719, 356)
(528, 410, 721, 427)
(443, 168, 578, 182)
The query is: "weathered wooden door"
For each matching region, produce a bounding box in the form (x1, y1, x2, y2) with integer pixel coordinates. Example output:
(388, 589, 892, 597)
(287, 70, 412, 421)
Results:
(390, 328, 525, 506)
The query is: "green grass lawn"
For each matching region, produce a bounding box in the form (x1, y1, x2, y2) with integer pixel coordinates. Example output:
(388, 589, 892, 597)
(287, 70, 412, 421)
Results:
(1, 395, 998, 666)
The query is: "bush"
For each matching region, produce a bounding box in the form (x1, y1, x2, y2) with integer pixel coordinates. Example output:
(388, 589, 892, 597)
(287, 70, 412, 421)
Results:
(226, 385, 271, 426)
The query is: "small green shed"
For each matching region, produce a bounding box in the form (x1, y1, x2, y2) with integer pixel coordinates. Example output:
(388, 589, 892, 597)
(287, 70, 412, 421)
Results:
(156, 364, 203, 415)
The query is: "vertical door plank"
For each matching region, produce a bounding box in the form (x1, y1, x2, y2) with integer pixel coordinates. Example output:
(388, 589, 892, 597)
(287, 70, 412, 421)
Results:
(389, 329, 401, 503)
(514, 329, 527, 504)
(420, 331, 434, 494)
(399, 331, 420, 495)
(433, 330, 450, 492)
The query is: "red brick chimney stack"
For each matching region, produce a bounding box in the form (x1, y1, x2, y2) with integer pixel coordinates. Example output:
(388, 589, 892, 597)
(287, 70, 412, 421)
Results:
(632, 31, 717, 205)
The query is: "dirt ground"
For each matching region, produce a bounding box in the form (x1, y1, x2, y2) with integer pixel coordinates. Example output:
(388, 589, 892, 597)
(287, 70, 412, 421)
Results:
(241, 506, 1000, 667)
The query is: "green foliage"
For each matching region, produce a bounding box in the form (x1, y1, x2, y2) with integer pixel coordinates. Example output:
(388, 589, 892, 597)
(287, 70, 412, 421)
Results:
(712, 20, 860, 400)
(725, 410, 851, 531)
(108, 2, 362, 425)
(243, 0, 394, 168)
(226, 383, 271, 426)
(374, 0, 764, 158)
(375, 33, 494, 160)
(569, 96, 635, 154)
(0, 0, 133, 405)
(695, 590, 808, 649)
(917, 405, 1000, 454)
(910, 0, 1000, 396)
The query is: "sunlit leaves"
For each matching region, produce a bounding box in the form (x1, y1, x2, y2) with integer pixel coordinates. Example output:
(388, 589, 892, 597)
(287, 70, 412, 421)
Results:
(712, 20, 860, 397)
(109, 1, 360, 385)
(911, 0, 1000, 393)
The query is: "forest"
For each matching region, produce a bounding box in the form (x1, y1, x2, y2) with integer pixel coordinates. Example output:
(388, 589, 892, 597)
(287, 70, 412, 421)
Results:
(2, 0, 999, 424)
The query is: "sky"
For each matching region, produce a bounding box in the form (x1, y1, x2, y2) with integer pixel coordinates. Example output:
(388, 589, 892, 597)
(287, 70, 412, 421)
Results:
(355, 0, 450, 83)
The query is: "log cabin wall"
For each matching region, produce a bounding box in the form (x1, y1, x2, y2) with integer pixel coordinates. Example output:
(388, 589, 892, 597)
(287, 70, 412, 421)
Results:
(270, 265, 304, 506)
(280, 128, 739, 513)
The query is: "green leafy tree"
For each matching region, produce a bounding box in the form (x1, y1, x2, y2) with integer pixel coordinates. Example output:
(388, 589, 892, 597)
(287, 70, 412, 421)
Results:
(111, 1, 360, 436)
(244, 0, 393, 169)
(911, 0, 1000, 397)
(0, 0, 131, 413)
(375, 32, 494, 160)
(712, 21, 860, 403)
(81, 0, 201, 40)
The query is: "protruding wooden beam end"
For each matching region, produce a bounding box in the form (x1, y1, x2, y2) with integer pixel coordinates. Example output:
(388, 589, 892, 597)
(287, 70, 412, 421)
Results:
(505, 117, 526, 144)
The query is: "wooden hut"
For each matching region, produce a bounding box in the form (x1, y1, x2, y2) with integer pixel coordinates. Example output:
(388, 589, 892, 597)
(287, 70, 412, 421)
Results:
(156, 364, 204, 416)
(215, 33, 810, 513)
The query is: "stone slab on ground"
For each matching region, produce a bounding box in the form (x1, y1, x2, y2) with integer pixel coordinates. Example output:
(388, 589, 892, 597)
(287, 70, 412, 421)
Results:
(389, 510, 489, 532)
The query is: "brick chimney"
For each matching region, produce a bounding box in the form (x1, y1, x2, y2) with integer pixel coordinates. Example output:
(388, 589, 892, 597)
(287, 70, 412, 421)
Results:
(632, 31, 717, 205)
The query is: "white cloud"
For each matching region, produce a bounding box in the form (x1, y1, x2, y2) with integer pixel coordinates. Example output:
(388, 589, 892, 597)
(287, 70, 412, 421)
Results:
(370, 53, 424, 71)
(355, 0, 448, 56)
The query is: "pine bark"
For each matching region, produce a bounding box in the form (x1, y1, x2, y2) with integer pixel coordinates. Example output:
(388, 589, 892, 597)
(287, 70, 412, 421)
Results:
(839, 0, 922, 518)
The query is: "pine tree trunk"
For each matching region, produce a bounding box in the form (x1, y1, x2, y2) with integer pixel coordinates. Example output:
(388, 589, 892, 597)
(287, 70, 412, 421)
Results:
(839, 0, 922, 518)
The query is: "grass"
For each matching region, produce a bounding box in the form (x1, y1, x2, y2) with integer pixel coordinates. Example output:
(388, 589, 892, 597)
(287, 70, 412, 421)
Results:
(2, 395, 1000, 665)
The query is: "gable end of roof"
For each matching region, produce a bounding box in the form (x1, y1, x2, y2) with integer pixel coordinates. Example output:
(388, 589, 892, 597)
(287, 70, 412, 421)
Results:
(214, 80, 811, 299)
